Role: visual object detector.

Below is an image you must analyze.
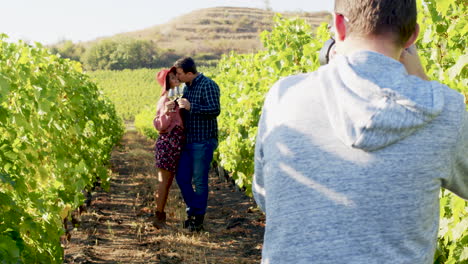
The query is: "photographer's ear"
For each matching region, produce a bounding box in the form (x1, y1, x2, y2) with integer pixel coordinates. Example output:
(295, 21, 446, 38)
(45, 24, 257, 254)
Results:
(404, 23, 420, 49)
(334, 13, 347, 42)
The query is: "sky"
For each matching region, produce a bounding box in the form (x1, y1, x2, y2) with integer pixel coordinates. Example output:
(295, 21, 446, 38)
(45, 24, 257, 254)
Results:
(0, 0, 333, 45)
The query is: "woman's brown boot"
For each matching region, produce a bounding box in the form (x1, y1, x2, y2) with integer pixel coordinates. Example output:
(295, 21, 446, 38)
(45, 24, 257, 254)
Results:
(153, 211, 167, 229)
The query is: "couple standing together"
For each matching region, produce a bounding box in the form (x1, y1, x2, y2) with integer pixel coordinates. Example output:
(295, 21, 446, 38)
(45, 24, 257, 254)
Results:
(152, 57, 220, 232)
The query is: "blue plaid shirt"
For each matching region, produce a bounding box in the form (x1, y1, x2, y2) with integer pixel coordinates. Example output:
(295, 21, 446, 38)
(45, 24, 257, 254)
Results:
(181, 73, 220, 143)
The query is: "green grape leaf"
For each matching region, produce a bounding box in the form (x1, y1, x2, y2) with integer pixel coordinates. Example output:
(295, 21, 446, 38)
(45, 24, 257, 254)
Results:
(0, 173, 15, 187)
(448, 54, 468, 79)
(452, 218, 468, 241)
(436, 0, 452, 17)
(0, 235, 20, 261)
(461, 247, 468, 261)
(0, 75, 11, 104)
(422, 28, 433, 44)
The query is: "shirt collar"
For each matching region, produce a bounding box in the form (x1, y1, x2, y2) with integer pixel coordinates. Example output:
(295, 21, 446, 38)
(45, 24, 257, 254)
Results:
(187, 73, 203, 87)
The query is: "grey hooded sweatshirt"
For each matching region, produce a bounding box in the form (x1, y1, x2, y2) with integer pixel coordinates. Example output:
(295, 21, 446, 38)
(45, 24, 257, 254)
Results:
(254, 51, 468, 264)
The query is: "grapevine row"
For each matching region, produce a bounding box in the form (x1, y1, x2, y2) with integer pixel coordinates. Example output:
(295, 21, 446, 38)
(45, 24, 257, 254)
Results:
(0, 36, 124, 263)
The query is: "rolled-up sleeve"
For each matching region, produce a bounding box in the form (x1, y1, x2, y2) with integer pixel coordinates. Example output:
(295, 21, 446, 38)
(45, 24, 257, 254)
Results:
(190, 81, 220, 117)
(153, 96, 172, 133)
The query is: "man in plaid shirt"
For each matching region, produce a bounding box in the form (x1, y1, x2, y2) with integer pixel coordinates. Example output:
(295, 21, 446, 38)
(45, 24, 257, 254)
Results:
(174, 57, 220, 232)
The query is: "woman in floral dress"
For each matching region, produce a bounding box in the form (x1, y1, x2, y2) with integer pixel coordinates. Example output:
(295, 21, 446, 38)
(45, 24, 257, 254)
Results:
(152, 67, 185, 228)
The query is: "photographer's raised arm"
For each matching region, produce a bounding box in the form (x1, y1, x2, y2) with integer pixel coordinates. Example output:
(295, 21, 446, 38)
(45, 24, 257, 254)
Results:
(400, 45, 429, 81)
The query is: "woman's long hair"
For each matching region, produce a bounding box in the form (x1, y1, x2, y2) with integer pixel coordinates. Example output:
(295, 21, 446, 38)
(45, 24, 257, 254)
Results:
(161, 74, 171, 96)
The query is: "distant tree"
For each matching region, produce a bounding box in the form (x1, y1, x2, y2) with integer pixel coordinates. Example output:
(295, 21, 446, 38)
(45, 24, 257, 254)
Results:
(83, 38, 159, 70)
(49, 40, 85, 62)
(155, 50, 183, 68)
(83, 39, 118, 70)
(111, 38, 158, 69)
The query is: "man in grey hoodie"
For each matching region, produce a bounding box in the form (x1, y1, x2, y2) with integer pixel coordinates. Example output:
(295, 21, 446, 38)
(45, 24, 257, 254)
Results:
(253, 0, 468, 263)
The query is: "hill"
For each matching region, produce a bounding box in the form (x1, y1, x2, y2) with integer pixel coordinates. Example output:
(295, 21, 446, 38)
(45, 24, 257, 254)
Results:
(49, 7, 331, 69)
(109, 6, 331, 56)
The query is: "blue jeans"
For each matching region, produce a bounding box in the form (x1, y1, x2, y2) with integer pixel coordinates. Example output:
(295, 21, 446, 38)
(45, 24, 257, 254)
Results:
(176, 138, 218, 216)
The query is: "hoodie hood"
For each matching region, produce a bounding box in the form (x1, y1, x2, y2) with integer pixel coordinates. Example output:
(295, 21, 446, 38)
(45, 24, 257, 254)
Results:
(318, 51, 444, 151)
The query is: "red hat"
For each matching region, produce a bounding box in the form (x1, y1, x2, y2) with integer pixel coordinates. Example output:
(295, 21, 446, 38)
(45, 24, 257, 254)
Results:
(156, 66, 177, 93)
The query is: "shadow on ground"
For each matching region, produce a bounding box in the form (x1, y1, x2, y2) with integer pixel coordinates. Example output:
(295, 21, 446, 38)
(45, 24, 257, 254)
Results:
(63, 130, 265, 264)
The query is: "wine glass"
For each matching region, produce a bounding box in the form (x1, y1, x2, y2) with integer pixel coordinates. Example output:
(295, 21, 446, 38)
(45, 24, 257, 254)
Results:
(168, 88, 177, 112)
(175, 86, 183, 100)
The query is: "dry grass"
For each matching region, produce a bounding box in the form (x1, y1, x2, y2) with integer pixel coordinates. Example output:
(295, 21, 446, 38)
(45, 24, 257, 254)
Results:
(63, 129, 264, 264)
(102, 7, 330, 56)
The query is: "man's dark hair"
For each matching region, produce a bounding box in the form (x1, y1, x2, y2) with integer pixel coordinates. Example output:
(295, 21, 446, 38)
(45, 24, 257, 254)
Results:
(335, 0, 417, 45)
(174, 57, 198, 74)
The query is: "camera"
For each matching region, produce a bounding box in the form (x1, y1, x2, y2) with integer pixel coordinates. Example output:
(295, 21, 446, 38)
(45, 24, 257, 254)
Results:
(318, 38, 336, 65)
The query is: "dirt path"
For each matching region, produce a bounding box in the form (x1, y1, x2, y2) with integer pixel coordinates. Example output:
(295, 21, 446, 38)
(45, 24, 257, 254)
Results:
(63, 130, 265, 264)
